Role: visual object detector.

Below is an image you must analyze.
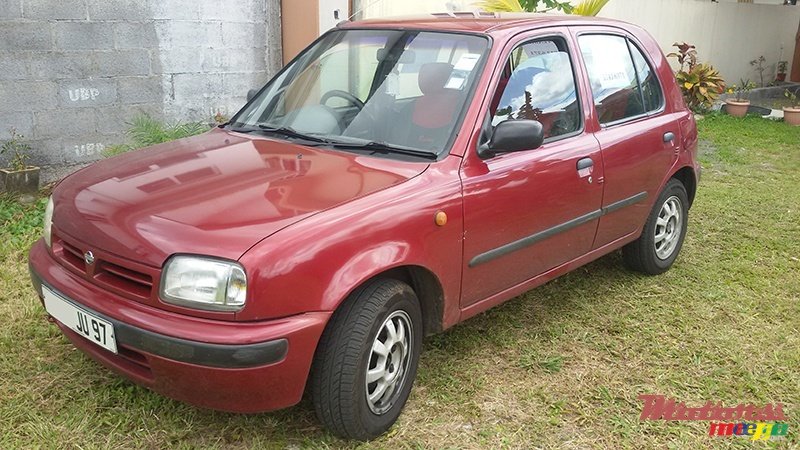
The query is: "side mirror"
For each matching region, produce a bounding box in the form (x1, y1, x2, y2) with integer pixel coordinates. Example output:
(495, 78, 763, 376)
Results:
(246, 89, 259, 101)
(479, 119, 544, 159)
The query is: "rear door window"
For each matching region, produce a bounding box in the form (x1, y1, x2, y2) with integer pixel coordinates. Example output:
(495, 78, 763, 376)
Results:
(578, 34, 662, 125)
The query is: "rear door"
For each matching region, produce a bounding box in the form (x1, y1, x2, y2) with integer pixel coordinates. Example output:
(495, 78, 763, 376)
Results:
(572, 29, 679, 248)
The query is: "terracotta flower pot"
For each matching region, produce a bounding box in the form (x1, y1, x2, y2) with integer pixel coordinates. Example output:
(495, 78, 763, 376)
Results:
(0, 166, 40, 194)
(783, 107, 800, 126)
(725, 99, 750, 118)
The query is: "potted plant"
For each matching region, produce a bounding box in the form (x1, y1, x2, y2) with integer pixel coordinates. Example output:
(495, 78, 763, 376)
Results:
(1, 128, 39, 194)
(725, 80, 756, 117)
(776, 61, 788, 82)
(784, 89, 800, 126)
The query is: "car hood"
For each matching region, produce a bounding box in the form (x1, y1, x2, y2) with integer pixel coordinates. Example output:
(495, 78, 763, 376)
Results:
(53, 128, 428, 267)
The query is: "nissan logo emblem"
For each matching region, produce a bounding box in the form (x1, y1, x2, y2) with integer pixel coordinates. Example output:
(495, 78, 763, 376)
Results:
(84, 251, 95, 265)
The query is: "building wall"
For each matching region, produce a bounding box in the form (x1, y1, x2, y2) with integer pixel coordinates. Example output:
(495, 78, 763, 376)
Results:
(596, 0, 800, 85)
(355, 0, 800, 85)
(0, 0, 282, 182)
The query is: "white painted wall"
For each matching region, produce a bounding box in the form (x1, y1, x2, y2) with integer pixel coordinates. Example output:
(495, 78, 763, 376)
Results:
(354, 0, 800, 84)
(595, 0, 800, 85)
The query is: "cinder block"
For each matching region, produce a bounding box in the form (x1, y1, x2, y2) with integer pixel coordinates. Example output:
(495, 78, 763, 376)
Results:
(149, 0, 199, 20)
(0, 112, 35, 140)
(57, 79, 117, 108)
(93, 49, 151, 77)
(0, 23, 52, 51)
(0, 54, 30, 80)
(0, 0, 22, 19)
(221, 22, 265, 48)
(30, 52, 95, 80)
(114, 23, 158, 49)
(202, 48, 267, 72)
(54, 22, 114, 51)
(199, 0, 263, 22)
(154, 21, 223, 49)
(13, 138, 63, 167)
(171, 73, 224, 100)
(222, 72, 268, 98)
(23, 0, 86, 20)
(87, 0, 148, 20)
(159, 48, 204, 73)
(117, 76, 163, 105)
(34, 108, 97, 139)
(0, 81, 57, 112)
(63, 135, 117, 163)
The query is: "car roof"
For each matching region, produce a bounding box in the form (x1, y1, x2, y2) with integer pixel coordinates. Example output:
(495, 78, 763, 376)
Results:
(340, 12, 635, 36)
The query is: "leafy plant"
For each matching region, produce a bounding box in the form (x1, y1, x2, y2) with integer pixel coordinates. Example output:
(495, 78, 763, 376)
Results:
(750, 56, 766, 87)
(785, 89, 799, 108)
(103, 114, 210, 157)
(666, 42, 697, 72)
(1, 128, 32, 172)
(473, 0, 574, 13)
(668, 43, 725, 113)
(572, 0, 611, 16)
(777, 61, 788, 75)
(727, 79, 757, 102)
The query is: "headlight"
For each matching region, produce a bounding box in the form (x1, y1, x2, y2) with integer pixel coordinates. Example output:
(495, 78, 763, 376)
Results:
(43, 196, 54, 248)
(160, 256, 247, 312)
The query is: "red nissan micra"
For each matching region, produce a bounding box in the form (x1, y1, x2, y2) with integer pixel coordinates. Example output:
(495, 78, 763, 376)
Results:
(29, 13, 699, 440)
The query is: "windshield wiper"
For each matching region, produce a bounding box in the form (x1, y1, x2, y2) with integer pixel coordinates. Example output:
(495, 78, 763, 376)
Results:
(256, 124, 331, 143)
(227, 124, 329, 144)
(325, 138, 439, 160)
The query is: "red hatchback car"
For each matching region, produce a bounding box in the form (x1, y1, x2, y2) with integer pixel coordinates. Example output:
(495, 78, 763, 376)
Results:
(29, 13, 699, 440)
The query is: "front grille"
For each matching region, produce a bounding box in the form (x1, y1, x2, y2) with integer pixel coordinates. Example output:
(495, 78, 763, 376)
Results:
(53, 232, 156, 301)
(96, 261, 153, 299)
(59, 239, 86, 272)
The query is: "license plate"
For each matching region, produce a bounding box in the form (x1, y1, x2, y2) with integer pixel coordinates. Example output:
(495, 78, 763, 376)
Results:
(43, 285, 118, 354)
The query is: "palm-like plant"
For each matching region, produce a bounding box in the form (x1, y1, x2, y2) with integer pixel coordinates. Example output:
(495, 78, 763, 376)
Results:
(473, 0, 573, 13)
(474, 0, 610, 15)
(572, 0, 611, 16)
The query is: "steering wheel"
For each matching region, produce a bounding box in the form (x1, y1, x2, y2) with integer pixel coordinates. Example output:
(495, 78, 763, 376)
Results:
(320, 90, 365, 111)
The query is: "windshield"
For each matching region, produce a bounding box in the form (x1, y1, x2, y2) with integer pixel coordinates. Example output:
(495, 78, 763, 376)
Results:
(230, 29, 489, 157)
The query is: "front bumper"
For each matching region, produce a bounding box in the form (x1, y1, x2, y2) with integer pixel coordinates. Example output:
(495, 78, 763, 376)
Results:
(29, 240, 330, 413)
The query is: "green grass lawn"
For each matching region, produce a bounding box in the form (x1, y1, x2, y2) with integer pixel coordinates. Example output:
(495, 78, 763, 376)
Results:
(1, 115, 798, 449)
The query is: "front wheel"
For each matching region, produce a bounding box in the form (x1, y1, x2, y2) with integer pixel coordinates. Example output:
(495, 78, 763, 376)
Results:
(623, 178, 689, 275)
(310, 279, 422, 440)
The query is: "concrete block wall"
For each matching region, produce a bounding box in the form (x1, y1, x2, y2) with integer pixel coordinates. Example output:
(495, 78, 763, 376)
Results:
(0, 0, 282, 183)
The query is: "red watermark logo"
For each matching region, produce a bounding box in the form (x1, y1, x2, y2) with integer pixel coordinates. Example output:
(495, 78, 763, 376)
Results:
(638, 394, 789, 441)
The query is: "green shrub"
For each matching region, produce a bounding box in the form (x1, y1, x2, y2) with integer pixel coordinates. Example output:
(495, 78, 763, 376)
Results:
(102, 115, 210, 157)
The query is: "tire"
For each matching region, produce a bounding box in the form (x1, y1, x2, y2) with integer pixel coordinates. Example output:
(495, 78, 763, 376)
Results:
(623, 178, 689, 275)
(310, 278, 423, 440)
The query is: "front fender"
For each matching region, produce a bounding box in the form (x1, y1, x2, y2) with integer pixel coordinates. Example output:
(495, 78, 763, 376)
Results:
(236, 157, 464, 325)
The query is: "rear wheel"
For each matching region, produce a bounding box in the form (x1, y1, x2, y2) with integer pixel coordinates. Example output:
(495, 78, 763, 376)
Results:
(310, 279, 422, 440)
(623, 178, 689, 275)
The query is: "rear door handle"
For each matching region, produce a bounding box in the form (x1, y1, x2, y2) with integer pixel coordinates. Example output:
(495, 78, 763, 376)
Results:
(663, 132, 675, 143)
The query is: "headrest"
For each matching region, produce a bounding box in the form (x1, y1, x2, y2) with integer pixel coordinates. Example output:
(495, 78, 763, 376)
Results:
(418, 63, 453, 95)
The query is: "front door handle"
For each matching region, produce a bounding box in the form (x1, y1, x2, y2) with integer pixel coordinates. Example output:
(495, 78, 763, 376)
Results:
(576, 157, 593, 171)
(663, 132, 675, 143)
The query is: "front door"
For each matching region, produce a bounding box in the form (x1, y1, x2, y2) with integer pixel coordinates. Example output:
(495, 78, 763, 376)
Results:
(460, 32, 604, 307)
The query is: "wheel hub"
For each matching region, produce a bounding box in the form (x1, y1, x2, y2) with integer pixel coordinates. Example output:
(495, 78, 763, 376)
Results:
(365, 311, 413, 415)
(654, 196, 683, 260)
